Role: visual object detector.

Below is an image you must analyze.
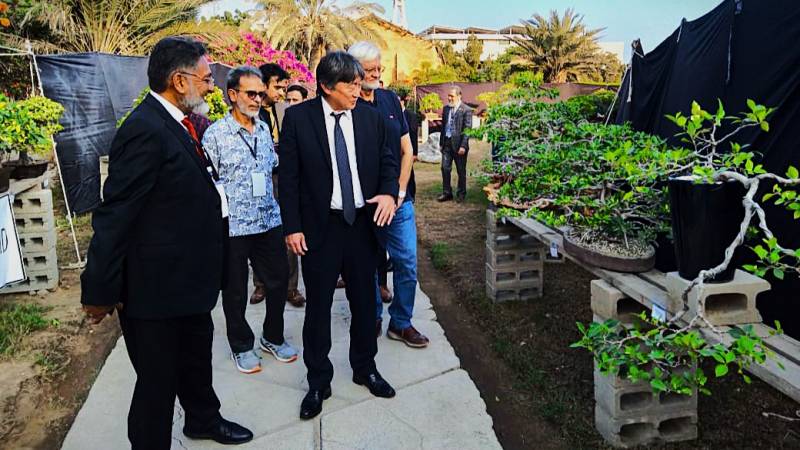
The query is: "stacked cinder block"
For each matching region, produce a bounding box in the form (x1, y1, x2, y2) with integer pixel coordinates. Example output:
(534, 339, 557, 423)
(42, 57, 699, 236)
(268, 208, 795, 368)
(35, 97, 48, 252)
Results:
(2, 186, 59, 294)
(591, 279, 698, 448)
(665, 270, 769, 326)
(485, 209, 543, 302)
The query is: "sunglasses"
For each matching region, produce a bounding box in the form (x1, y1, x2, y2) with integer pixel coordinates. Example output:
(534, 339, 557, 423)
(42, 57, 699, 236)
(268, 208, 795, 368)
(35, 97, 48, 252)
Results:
(235, 90, 267, 100)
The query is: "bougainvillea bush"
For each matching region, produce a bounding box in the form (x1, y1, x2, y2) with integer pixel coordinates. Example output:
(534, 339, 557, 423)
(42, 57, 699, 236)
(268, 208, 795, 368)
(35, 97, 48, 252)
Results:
(207, 32, 314, 84)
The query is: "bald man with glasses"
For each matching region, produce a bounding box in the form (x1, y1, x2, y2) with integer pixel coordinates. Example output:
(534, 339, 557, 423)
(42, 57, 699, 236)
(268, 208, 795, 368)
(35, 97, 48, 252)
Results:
(203, 65, 298, 375)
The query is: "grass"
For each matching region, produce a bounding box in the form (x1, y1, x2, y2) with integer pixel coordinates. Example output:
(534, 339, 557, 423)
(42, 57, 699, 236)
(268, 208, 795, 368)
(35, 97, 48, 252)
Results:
(0, 303, 52, 355)
(430, 242, 450, 270)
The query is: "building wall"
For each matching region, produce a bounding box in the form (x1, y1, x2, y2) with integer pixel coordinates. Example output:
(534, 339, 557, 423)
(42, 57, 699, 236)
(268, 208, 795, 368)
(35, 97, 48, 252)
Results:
(362, 18, 442, 84)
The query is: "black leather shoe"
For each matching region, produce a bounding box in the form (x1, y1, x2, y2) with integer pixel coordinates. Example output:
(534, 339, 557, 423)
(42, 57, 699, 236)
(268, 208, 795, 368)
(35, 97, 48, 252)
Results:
(353, 372, 396, 398)
(436, 194, 453, 202)
(183, 418, 253, 445)
(300, 386, 332, 420)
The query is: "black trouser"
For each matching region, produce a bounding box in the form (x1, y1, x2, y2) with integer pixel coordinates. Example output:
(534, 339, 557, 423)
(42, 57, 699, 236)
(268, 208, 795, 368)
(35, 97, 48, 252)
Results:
(302, 209, 379, 390)
(223, 226, 289, 353)
(119, 311, 222, 450)
(441, 138, 468, 198)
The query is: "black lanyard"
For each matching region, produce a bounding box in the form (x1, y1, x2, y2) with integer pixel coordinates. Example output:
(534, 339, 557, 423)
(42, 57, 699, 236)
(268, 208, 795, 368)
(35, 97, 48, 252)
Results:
(237, 129, 258, 159)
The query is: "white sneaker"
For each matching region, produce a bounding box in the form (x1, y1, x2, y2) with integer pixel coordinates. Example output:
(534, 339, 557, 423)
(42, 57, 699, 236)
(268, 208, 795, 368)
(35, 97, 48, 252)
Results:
(232, 350, 262, 374)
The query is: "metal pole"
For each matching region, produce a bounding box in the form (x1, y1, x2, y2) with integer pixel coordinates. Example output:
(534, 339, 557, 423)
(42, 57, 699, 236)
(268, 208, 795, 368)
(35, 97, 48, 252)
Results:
(27, 41, 84, 267)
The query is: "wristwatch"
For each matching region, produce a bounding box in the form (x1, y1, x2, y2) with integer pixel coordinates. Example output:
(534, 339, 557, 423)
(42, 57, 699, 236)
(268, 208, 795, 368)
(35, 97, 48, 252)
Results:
(398, 190, 406, 199)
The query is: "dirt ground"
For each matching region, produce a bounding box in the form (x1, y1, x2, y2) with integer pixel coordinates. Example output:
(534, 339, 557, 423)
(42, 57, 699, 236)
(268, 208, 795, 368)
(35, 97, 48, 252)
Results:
(0, 175, 120, 450)
(414, 141, 800, 449)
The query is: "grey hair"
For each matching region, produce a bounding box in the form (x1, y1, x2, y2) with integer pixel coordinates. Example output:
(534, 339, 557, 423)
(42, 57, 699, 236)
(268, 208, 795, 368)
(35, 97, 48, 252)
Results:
(226, 65, 263, 99)
(316, 51, 365, 95)
(347, 41, 382, 63)
(449, 85, 462, 96)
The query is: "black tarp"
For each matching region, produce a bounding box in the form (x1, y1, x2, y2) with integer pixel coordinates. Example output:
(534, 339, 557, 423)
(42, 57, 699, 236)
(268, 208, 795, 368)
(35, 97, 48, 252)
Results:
(38, 54, 232, 214)
(615, 0, 800, 336)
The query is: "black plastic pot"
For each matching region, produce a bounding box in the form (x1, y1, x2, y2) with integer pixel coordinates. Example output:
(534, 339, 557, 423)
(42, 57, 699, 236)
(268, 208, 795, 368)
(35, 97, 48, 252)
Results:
(668, 177, 745, 282)
(7, 160, 48, 180)
(0, 166, 12, 193)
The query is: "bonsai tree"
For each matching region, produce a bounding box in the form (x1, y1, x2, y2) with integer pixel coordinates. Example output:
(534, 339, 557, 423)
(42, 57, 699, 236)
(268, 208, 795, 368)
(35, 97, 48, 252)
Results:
(573, 100, 800, 397)
(0, 94, 64, 163)
(419, 93, 443, 115)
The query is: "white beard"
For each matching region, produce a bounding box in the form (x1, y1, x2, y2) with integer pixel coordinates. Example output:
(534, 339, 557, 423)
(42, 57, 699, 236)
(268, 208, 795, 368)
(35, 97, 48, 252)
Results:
(193, 101, 210, 116)
(362, 80, 380, 91)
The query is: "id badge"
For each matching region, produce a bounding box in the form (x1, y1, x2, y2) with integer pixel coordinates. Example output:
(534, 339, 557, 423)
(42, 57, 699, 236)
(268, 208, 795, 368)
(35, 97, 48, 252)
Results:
(215, 181, 229, 218)
(252, 172, 267, 197)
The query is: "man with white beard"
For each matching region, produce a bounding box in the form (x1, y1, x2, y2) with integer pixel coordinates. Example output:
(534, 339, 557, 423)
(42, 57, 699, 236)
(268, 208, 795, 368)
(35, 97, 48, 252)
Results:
(203, 66, 298, 374)
(81, 37, 253, 448)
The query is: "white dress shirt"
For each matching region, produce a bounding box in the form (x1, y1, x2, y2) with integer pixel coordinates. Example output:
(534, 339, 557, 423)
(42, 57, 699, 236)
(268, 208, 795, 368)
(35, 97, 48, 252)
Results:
(150, 91, 187, 131)
(321, 96, 365, 210)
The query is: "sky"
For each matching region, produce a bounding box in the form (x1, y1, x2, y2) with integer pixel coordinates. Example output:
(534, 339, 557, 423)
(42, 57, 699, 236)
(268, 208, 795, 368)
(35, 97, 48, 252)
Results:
(199, 0, 724, 60)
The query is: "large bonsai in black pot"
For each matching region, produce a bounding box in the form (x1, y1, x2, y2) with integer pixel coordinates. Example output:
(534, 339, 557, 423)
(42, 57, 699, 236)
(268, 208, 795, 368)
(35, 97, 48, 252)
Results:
(666, 100, 800, 291)
(0, 94, 64, 182)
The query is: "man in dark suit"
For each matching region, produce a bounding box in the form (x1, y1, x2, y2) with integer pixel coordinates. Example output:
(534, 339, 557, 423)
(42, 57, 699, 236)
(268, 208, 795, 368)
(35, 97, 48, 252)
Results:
(80, 37, 252, 449)
(438, 86, 473, 202)
(279, 51, 399, 420)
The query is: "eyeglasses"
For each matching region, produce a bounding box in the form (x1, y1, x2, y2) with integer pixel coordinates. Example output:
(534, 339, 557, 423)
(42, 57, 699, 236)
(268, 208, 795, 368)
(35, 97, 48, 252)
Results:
(178, 71, 215, 85)
(363, 66, 382, 75)
(236, 90, 268, 100)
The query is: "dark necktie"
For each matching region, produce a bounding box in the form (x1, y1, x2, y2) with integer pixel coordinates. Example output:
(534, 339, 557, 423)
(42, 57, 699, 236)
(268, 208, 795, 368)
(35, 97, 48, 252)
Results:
(332, 112, 356, 225)
(181, 116, 208, 163)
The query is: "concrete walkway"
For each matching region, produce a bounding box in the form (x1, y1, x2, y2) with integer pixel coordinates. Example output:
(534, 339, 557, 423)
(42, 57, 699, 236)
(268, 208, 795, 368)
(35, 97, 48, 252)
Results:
(62, 277, 502, 450)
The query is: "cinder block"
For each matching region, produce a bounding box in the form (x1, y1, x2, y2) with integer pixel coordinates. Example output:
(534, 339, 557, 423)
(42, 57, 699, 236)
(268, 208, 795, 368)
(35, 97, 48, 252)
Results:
(0, 267, 58, 294)
(485, 282, 541, 302)
(485, 244, 543, 270)
(486, 208, 519, 233)
(486, 229, 539, 250)
(12, 188, 53, 215)
(486, 263, 542, 290)
(14, 214, 55, 234)
(21, 248, 58, 272)
(18, 230, 57, 254)
(595, 405, 697, 448)
(594, 363, 697, 421)
(665, 269, 768, 326)
(591, 279, 652, 327)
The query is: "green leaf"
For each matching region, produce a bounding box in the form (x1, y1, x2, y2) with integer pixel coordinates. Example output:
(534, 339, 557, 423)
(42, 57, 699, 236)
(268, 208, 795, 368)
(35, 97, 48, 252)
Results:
(788, 166, 799, 180)
(715, 364, 729, 377)
(650, 379, 667, 392)
(773, 268, 785, 280)
(753, 245, 768, 259)
(761, 121, 770, 132)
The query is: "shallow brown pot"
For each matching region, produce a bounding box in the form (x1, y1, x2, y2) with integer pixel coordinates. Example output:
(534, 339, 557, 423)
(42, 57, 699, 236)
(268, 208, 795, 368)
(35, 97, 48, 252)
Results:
(563, 235, 656, 273)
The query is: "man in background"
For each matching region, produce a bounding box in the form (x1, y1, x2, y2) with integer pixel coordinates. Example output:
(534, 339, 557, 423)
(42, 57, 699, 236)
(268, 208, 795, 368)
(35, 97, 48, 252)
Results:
(286, 84, 309, 105)
(438, 86, 473, 203)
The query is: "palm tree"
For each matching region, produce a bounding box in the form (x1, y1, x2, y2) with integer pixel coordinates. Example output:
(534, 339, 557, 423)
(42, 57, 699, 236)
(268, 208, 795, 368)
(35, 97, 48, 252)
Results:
(512, 8, 604, 83)
(10, 0, 235, 55)
(253, 0, 384, 71)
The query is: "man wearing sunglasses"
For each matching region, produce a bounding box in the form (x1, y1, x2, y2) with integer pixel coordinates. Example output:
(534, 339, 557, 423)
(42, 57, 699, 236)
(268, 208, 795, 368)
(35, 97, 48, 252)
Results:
(202, 66, 298, 375)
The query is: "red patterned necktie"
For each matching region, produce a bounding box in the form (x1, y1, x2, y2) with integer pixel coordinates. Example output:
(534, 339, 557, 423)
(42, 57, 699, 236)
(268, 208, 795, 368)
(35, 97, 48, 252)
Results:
(181, 116, 207, 162)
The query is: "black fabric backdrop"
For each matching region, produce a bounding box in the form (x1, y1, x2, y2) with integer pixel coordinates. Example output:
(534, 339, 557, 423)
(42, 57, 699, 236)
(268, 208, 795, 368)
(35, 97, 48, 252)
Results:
(615, 0, 800, 336)
(38, 54, 231, 214)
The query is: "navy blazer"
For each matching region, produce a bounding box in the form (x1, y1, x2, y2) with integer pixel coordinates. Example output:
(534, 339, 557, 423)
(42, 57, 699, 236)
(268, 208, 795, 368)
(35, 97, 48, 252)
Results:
(278, 96, 399, 250)
(81, 94, 226, 319)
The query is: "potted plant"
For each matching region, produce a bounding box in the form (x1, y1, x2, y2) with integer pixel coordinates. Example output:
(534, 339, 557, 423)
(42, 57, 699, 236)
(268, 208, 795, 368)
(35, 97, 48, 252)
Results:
(419, 93, 443, 121)
(0, 94, 64, 186)
(477, 85, 686, 272)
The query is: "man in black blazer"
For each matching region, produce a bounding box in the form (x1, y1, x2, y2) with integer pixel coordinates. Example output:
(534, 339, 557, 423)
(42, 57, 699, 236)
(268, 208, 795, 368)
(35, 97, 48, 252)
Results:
(279, 51, 399, 420)
(80, 37, 252, 449)
(438, 85, 473, 202)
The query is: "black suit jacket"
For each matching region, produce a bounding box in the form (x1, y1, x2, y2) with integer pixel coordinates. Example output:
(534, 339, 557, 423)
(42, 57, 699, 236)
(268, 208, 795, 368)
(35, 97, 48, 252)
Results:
(404, 109, 419, 156)
(439, 103, 473, 151)
(81, 94, 226, 320)
(278, 97, 399, 250)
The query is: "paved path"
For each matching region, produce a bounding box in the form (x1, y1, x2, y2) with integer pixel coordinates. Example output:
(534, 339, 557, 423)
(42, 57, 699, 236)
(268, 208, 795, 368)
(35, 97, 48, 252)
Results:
(62, 277, 502, 449)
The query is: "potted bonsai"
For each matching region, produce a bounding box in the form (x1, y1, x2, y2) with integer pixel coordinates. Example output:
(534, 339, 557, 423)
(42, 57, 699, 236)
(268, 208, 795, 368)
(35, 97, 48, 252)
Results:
(419, 92, 443, 121)
(0, 94, 64, 185)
